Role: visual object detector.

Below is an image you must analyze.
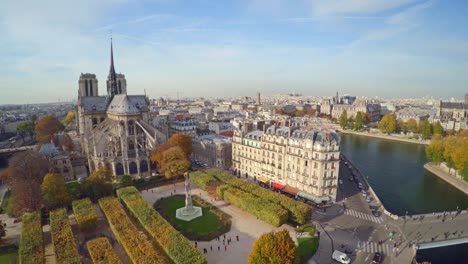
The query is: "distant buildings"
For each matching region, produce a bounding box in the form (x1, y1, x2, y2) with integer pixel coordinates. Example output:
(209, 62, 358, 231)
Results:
(192, 134, 232, 169)
(320, 93, 381, 122)
(435, 95, 468, 131)
(395, 108, 433, 124)
(232, 126, 340, 202)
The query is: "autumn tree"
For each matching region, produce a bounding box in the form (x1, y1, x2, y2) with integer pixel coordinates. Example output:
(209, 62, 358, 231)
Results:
(35, 115, 64, 143)
(61, 134, 75, 152)
(433, 121, 443, 135)
(150, 142, 174, 169)
(427, 132, 468, 181)
(63, 111, 76, 126)
(363, 112, 371, 124)
(419, 120, 433, 140)
(248, 229, 297, 264)
(81, 167, 114, 202)
(339, 110, 348, 130)
(168, 133, 193, 158)
(406, 118, 419, 133)
(41, 173, 71, 210)
(16, 120, 35, 142)
(6, 151, 49, 216)
(160, 146, 190, 178)
(89, 166, 114, 182)
(378, 114, 397, 134)
(353, 111, 364, 131)
(425, 136, 444, 164)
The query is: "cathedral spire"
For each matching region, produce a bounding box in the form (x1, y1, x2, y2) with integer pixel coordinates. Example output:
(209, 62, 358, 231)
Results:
(109, 38, 116, 79)
(107, 38, 118, 100)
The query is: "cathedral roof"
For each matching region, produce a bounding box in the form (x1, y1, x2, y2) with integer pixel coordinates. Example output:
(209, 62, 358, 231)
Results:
(107, 94, 148, 114)
(80, 96, 107, 113)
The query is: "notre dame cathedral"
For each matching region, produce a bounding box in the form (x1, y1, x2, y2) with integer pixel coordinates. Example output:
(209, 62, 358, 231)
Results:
(77, 40, 165, 179)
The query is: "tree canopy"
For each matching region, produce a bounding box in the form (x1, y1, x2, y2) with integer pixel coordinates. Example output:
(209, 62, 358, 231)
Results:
(339, 110, 347, 130)
(353, 111, 364, 131)
(433, 121, 443, 135)
(63, 111, 76, 126)
(419, 120, 433, 140)
(406, 118, 419, 133)
(150, 142, 174, 168)
(35, 115, 64, 142)
(41, 173, 71, 210)
(160, 146, 190, 178)
(168, 133, 193, 158)
(248, 229, 297, 264)
(378, 114, 397, 134)
(16, 120, 35, 142)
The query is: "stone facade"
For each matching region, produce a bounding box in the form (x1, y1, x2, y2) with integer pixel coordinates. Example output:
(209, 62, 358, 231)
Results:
(232, 126, 340, 201)
(192, 134, 232, 169)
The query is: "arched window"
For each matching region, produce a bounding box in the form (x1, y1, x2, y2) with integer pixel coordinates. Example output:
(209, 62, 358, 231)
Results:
(118, 80, 121, 93)
(129, 162, 138, 174)
(89, 80, 93, 96)
(100, 117, 105, 123)
(128, 140, 135, 150)
(85, 80, 89, 96)
(140, 160, 148, 173)
(128, 120, 135, 135)
(115, 163, 124, 175)
(63, 166, 69, 173)
(92, 118, 98, 128)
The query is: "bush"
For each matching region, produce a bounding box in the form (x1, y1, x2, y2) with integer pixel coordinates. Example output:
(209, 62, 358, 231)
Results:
(119, 175, 133, 187)
(19, 211, 44, 264)
(205, 169, 311, 224)
(87, 237, 122, 264)
(219, 186, 288, 227)
(65, 182, 83, 200)
(72, 198, 97, 231)
(117, 187, 206, 264)
(98, 197, 170, 263)
(49, 208, 81, 264)
(189, 171, 219, 190)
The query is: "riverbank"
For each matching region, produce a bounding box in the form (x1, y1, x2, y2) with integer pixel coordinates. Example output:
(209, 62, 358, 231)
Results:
(424, 163, 468, 196)
(340, 129, 430, 145)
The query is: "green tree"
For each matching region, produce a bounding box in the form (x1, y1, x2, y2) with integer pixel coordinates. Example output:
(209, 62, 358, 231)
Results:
(339, 110, 348, 130)
(433, 121, 443, 135)
(81, 176, 113, 202)
(41, 173, 71, 210)
(161, 146, 190, 178)
(406, 118, 419, 133)
(16, 121, 35, 142)
(425, 137, 444, 164)
(419, 120, 432, 139)
(378, 114, 397, 134)
(89, 166, 114, 182)
(353, 111, 364, 131)
(248, 229, 297, 264)
(119, 175, 133, 187)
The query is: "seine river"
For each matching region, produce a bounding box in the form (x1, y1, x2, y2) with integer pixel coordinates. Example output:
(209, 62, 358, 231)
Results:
(340, 133, 468, 216)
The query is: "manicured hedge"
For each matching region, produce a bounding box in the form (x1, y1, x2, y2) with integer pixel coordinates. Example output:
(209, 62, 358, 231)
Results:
(117, 187, 206, 264)
(218, 186, 288, 227)
(72, 198, 97, 231)
(49, 208, 81, 264)
(205, 169, 311, 224)
(87, 237, 122, 264)
(189, 171, 219, 190)
(19, 211, 44, 264)
(98, 197, 171, 264)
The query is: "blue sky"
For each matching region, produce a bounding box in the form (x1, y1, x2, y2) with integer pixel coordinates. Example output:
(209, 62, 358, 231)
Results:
(1, 0, 467, 104)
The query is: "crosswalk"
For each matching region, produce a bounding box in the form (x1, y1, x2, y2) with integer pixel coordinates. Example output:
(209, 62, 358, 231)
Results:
(356, 241, 391, 254)
(344, 208, 384, 224)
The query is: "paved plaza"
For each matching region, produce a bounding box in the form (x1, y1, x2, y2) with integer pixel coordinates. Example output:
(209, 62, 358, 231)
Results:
(142, 182, 297, 264)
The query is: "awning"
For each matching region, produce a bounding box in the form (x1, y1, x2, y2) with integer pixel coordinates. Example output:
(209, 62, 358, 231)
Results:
(321, 196, 330, 202)
(257, 176, 270, 184)
(297, 191, 323, 204)
(271, 182, 285, 190)
(283, 185, 300, 195)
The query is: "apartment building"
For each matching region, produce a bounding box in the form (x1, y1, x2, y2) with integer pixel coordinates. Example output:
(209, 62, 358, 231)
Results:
(192, 134, 232, 169)
(232, 126, 340, 203)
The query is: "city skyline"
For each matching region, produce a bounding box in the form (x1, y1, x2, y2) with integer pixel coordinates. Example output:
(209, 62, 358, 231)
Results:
(1, 0, 468, 104)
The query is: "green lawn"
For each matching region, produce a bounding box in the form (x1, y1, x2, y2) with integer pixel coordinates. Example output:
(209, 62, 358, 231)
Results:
(0, 247, 17, 264)
(297, 236, 319, 263)
(155, 195, 231, 241)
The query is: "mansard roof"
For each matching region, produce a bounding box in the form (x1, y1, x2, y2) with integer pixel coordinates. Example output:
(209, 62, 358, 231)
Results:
(440, 102, 467, 110)
(107, 94, 148, 114)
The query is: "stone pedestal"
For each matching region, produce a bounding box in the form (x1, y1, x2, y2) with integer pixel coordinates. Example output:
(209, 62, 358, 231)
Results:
(176, 206, 203, 221)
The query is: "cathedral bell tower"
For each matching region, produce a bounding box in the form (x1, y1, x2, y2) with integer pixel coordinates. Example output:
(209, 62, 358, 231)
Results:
(107, 39, 127, 102)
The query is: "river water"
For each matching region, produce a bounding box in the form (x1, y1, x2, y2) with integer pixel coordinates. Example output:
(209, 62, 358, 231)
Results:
(340, 133, 468, 216)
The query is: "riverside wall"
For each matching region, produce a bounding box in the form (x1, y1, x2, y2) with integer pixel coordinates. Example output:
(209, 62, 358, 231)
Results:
(424, 162, 468, 196)
(340, 130, 430, 146)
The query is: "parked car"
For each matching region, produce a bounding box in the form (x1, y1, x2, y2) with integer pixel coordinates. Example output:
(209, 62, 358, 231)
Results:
(366, 196, 372, 203)
(339, 179, 343, 185)
(349, 177, 354, 182)
(372, 252, 383, 264)
(373, 211, 381, 217)
(332, 250, 351, 264)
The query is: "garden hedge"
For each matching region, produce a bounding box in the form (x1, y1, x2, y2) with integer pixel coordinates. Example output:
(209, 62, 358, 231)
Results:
(218, 186, 288, 227)
(72, 198, 97, 231)
(87, 237, 122, 264)
(189, 171, 219, 190)
(117, 187, 206, 264)
(19, 211, 44, 264)
(205, 169, 311, 224)
(49, 208, 81, 264)
(98, 197, 171, 264)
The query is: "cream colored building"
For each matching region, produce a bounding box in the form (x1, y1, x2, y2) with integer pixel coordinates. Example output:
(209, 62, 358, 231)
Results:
(232, 126, 340, 202)
(192, 134, 232, 169)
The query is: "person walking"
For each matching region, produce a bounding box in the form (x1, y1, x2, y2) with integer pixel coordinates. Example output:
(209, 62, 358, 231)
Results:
(218, 246, 220, 251)
(225, 245, 227, 251)
(210, 246, 212, 251)
(236, 235, 239, 241)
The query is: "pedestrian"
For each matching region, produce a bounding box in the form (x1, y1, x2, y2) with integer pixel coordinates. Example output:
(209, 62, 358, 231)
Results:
(236, 235, 239, 241)
(218, 246, 220, 251)
(210, 246, 212, 251)
(224, 234, 226, 239)
(225, 245, 227, 251)
(223, 240, 225, 245)
(195, 241, 198, 247)
(204, 248, 207, 254)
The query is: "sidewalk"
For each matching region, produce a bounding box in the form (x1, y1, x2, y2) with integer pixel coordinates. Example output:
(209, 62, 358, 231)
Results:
(424, 163, 468, 195)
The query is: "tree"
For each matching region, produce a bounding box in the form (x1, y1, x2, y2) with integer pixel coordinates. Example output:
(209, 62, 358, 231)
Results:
(433, 121, 443, 135)
(419, 120, 432, 140)
(81, 176, 113, 202)
(363, 112, 371, 124)
(41, 173, 71, 210)
(89, 166, 114, 182)
(35, 115, 64, 143)
(169, 133, 193, 158)
(61, 134, 75, 152)
(6, 151, 49, 216)
(425, 137, 444, 164)
(339, 110, 348, 130)
(160, 146, 190, 178)
(406, 118, 418, 133)
(63, 111, 76, 126)
(150, 142, 174, 169)
(16, 121, 35, 142)
(248, 229, 297, 264)
(353, 111, 364, 131)
(119, 175, 133, 187)
(378, 114, 397, 134)
(31, 114, 38, 124)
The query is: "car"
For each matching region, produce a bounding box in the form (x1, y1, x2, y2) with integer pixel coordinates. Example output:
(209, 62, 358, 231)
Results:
(339, 180, 343, 185)
(358, 182, 363, 187)
(373, 211, 381, 217)
(332, 250, 351, 264)
(344, 161, 348, 165)
(372, 252, 383, 263)
(348, 177, 354, 182)
(361, 190, 367, 195)
(366, 196, 371, 202)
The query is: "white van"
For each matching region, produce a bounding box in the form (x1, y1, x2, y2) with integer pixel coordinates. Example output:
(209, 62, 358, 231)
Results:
(332, 250, 351, 264)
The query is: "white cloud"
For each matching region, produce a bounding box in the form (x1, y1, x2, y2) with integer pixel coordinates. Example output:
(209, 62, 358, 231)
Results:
(309, 0, 420, 15)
